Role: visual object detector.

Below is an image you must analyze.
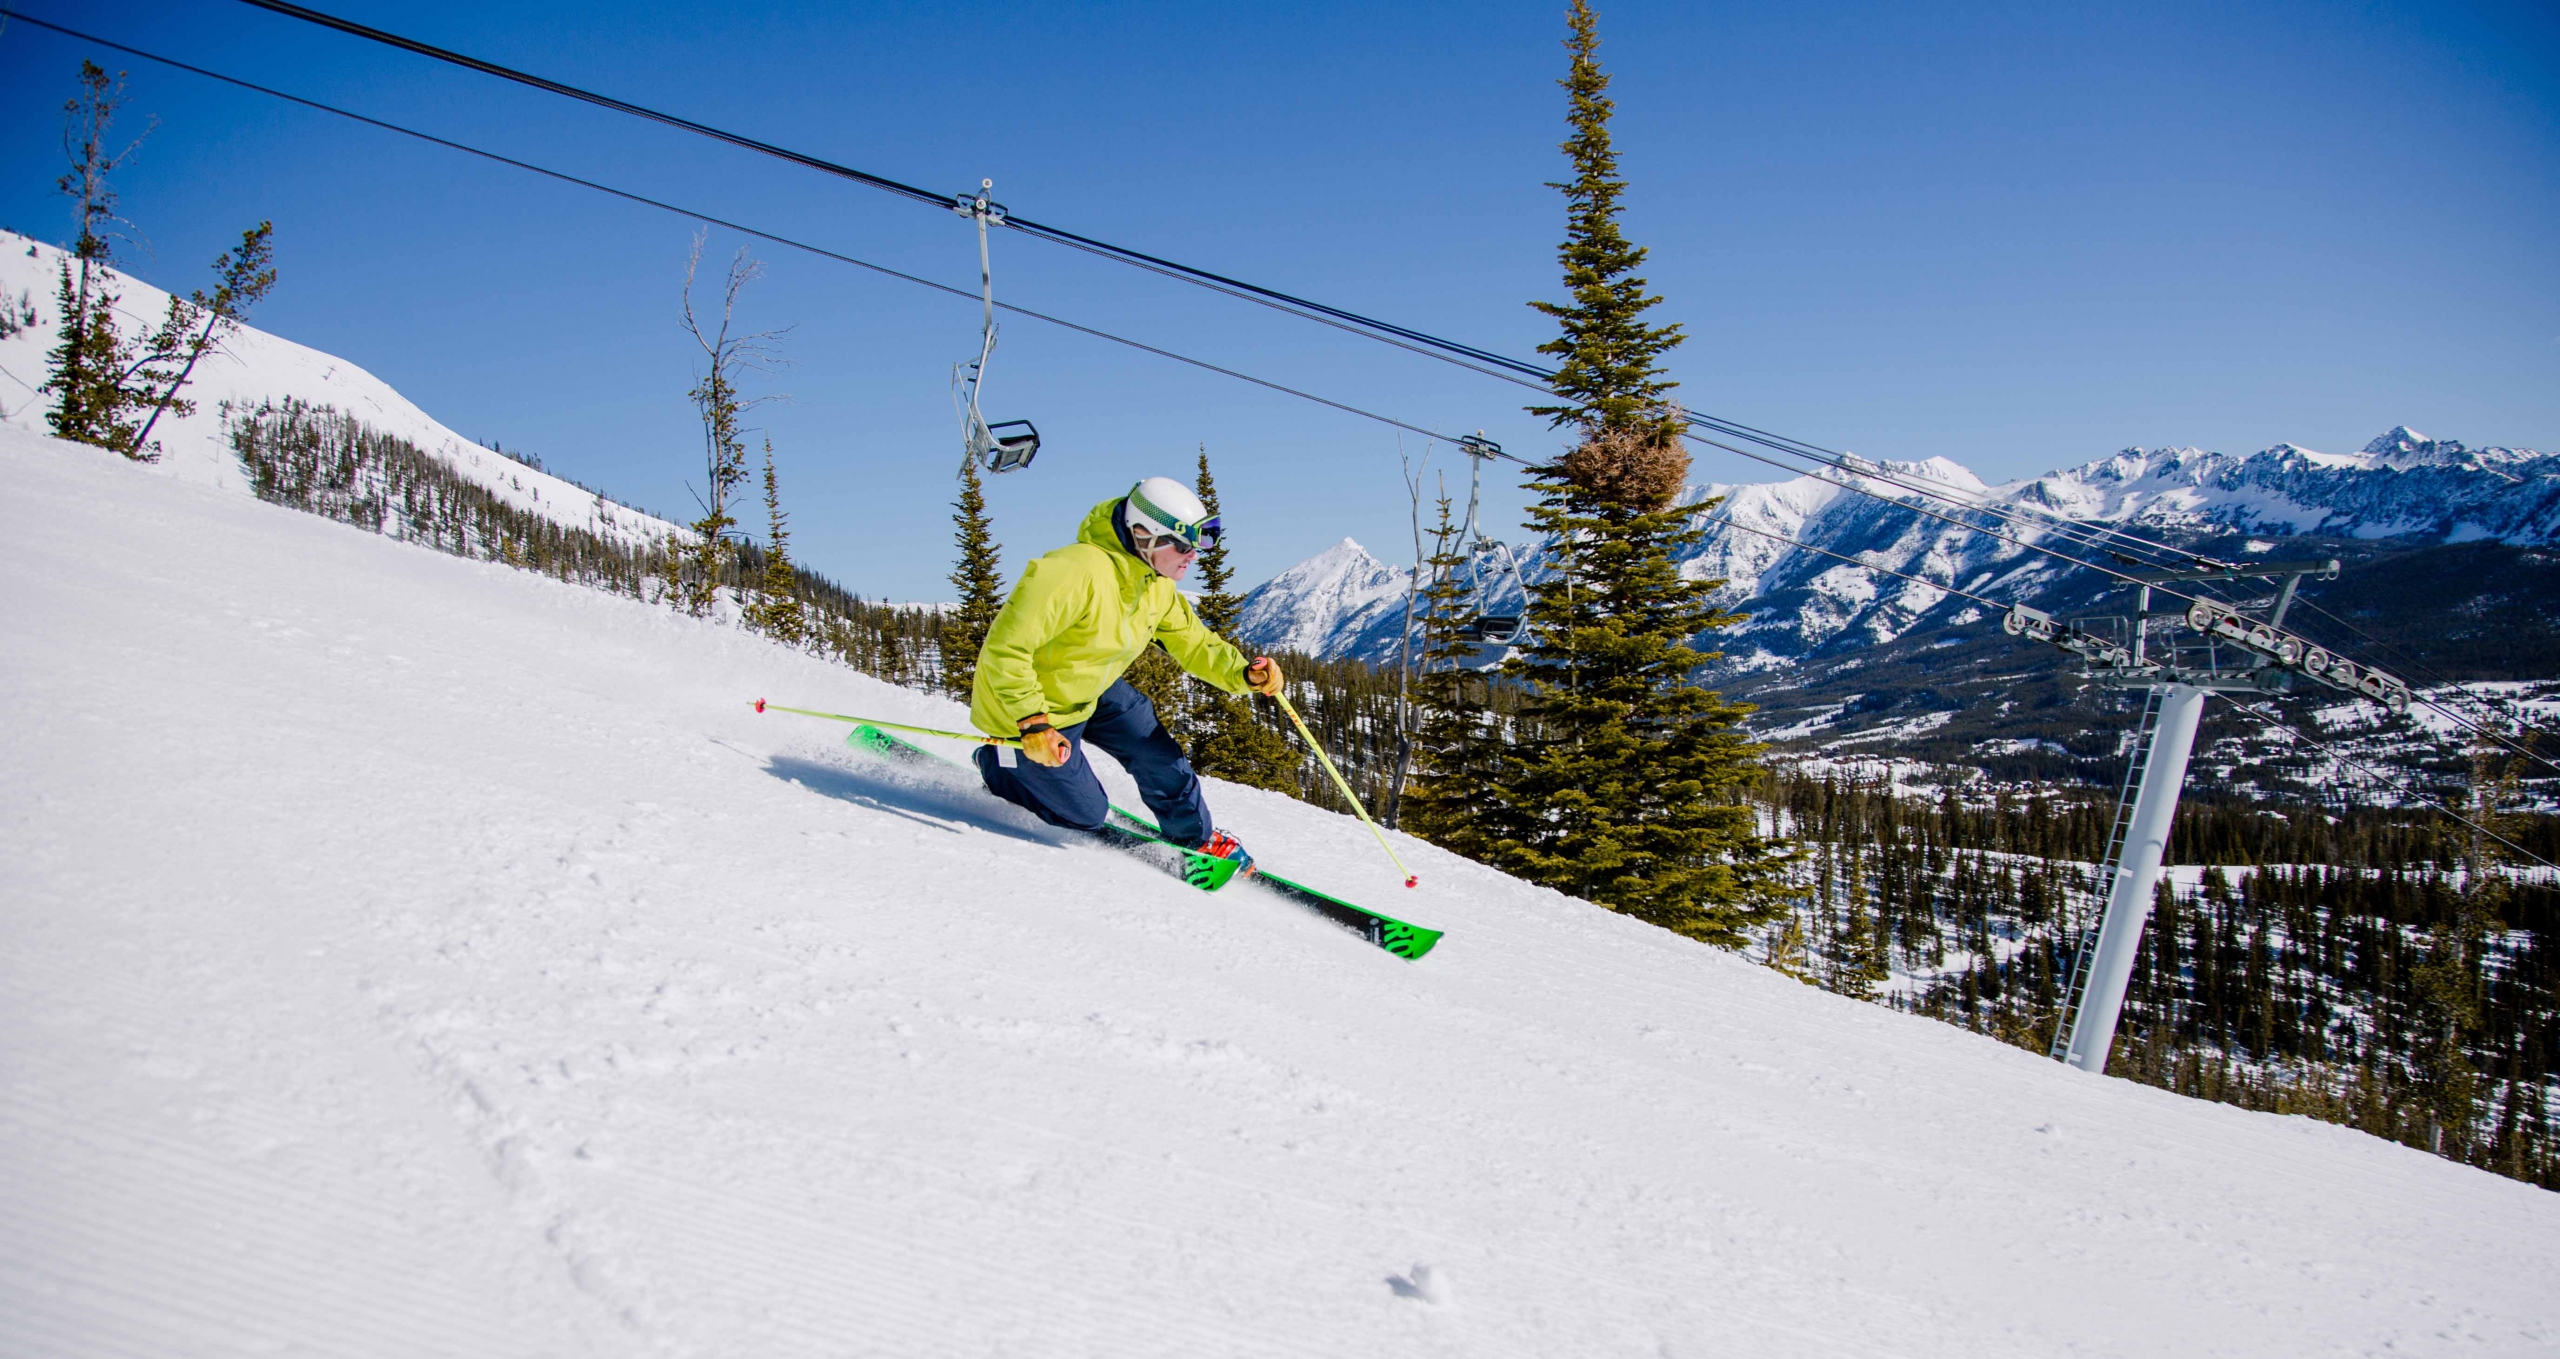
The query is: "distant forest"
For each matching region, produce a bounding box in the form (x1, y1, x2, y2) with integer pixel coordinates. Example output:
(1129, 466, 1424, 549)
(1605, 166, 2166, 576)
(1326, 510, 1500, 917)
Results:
(1762, 771, 2557, 1191)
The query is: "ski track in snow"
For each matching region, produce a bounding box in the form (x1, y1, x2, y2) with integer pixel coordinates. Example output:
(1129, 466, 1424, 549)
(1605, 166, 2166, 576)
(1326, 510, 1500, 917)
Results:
(5, 425, 2559, 1356)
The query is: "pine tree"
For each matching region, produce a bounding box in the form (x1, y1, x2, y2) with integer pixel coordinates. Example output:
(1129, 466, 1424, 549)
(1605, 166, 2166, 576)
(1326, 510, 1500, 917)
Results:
(1402, 493, 1513, 854)
(1122, 642, 1185, 721)
(1445, 0, 1792, 945)
(37, 64, 268, 462)
(944, 458, 1005, 696)
(1184, 445, 1298, 790)
(744, 440, 807, 645)
(131, 222, 278, 455)
(41, 62, 153, 457)
(1525, 2, 1684, 445)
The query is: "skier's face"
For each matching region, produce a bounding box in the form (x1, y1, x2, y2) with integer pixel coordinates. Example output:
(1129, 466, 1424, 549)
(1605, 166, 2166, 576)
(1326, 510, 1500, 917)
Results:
(1141, 535, 1197, 582)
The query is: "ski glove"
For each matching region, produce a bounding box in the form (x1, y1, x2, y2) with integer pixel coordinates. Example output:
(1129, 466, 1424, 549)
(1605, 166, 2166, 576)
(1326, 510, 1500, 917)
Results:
(1246, 656, 1285, 697)
(1017, 715, 1073, 768)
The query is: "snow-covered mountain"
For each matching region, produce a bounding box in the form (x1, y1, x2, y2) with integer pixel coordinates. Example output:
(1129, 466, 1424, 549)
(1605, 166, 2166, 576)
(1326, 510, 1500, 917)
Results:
(1233, 536, 1414, 659)
(1238, 429, 2560, 672)
(0, 230, 680, 554)
(14, 418, 2560, 1356)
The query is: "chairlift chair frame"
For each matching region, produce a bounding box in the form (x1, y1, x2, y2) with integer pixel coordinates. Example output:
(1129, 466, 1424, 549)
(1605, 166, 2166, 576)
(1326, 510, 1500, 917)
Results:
(952, 179, 1041, 477)
(1449, 433, 1530, 648)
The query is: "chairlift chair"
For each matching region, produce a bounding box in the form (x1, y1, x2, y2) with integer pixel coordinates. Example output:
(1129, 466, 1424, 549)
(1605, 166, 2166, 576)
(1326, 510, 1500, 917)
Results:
(952, 179, 1041, 477)
(1449, 433, 1530, 648)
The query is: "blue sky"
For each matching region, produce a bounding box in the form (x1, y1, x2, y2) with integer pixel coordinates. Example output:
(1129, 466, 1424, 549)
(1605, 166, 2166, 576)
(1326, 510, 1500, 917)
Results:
(2, 0, 2553, 599)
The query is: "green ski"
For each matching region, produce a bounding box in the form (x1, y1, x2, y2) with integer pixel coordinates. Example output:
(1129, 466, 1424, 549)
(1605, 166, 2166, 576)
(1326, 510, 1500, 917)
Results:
(844, 725, 1439, 958)
(845, 725, 1242, 892)
(1104, 806, 1442, 960)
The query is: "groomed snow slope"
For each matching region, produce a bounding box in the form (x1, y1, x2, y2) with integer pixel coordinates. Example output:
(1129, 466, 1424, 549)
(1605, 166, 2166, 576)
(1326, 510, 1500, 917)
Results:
(4, 425, 2556, 1358)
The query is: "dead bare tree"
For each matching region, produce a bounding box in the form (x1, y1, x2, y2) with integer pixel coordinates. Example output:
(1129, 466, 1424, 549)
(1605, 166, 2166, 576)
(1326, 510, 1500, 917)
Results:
(1387, 439, 1437, 827)
(675, 230, 789, 616)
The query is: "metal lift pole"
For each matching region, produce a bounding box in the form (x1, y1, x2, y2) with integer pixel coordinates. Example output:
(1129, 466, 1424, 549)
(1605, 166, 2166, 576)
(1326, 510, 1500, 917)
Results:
(2058, 682, 2207, 1073)
(2006, 555, 2372, 1075)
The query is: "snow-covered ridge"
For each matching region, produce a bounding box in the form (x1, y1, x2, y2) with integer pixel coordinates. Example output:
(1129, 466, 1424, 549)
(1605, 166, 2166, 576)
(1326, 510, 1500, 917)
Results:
(1241, 424, 2560, 664)
(0, 230, 680, 553)
(1233, 535, 1414, 658)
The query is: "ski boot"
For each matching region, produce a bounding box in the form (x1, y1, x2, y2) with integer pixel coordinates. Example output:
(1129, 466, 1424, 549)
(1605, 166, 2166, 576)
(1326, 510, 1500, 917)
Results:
(1196, 830, 1256, 876)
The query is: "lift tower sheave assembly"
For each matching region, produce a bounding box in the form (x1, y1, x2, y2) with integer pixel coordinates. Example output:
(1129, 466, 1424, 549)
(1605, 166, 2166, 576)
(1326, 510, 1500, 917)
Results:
(2007, 555, 2406, 1074)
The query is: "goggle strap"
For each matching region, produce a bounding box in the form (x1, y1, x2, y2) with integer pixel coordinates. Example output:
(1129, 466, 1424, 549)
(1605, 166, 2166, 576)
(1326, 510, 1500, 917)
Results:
(1131, 490, 1222, 547)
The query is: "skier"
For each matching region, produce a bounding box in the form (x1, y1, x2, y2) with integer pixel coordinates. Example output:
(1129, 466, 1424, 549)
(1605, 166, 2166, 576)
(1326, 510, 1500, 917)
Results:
(969, 476, 1286, 869)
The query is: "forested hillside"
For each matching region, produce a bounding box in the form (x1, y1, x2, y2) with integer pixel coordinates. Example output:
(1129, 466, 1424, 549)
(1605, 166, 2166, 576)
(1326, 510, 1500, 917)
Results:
(1762, 770, 2560, 1187)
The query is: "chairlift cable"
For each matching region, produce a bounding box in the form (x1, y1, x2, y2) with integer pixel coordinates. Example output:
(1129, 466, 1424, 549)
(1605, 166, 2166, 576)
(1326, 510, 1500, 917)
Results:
(1681, 413, 2219, 574)
(1707, 518, 2008, 612)
(229, 0, 955, 210)
(999, 224, 1556, 385)
(226, 0, 2401, 588)
(227, 0, 1556, 384)
(46, 11, 2521, 844)
(212, 0, 2311, 580)
(91, 6, 2496, 717)
(1705, 425, 2554, 775)
(0, 11, 1485, 455)
(2281, 598, 2560, 778)
(1686, 432, 2238, 615)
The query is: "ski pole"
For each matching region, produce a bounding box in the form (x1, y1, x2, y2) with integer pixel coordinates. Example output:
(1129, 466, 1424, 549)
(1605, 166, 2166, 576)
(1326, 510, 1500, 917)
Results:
(1272, 691, 1418, 889)
(752, 698, 1023, 748)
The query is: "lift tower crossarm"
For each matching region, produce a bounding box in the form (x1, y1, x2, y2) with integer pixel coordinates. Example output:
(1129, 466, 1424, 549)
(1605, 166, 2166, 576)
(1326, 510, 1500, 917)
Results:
(2118, 558, 2340, 586)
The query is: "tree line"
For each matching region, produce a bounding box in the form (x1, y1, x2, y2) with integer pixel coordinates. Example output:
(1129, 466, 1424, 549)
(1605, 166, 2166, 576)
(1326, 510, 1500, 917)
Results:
(1761, 766, 2558, 1190)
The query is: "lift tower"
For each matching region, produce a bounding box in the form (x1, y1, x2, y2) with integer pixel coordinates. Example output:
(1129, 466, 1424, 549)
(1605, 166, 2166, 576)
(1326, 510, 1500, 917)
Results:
(2002, 557, 2407, 1075)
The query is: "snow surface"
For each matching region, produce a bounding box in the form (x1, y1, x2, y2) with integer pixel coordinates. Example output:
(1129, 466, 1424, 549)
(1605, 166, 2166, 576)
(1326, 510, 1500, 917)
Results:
(9, 429, 2560, 1355)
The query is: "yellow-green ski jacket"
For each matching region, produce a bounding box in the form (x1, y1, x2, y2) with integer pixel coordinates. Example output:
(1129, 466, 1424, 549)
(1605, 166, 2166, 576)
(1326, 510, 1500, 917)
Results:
(970, 497, 1252, 737)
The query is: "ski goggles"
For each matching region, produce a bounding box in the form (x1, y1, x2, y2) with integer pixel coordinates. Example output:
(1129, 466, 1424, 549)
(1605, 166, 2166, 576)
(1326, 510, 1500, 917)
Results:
(1125, 492, 1222, 551)
(1131, 522, 1216, 556)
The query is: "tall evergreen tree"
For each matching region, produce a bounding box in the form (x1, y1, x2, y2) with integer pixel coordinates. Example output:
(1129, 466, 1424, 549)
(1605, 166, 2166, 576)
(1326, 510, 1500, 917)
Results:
(1444, 0, 1791, 944)
(1399, 493, 1513, 851)
(42, 62, 153, 456)
(1185, 445, 1299, 790)
(944, 458, 1005, 696)
(1525, 2, 1684, 446)
(745, 440, 807, 645)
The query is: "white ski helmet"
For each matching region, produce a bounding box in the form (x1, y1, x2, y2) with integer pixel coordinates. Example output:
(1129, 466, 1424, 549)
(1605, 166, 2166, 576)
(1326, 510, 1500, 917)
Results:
(1123, 476, 1221, 551)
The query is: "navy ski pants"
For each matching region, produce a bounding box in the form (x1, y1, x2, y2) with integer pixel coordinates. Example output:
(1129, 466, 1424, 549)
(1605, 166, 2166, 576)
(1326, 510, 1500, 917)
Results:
(973, 678, 1214, 847)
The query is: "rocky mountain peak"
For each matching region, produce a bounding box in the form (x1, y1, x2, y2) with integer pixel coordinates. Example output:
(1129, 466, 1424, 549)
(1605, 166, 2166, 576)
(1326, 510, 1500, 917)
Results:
(2363, 426, 2467, 462)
